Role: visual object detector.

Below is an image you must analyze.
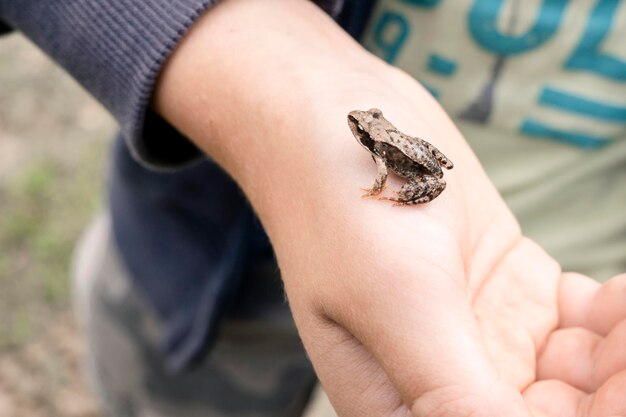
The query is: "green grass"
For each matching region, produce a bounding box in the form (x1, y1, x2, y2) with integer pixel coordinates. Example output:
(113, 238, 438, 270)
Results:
(0, 145, 104, 348)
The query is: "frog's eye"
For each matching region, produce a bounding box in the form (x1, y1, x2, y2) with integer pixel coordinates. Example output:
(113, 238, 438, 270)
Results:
(357, 124, 365, 133)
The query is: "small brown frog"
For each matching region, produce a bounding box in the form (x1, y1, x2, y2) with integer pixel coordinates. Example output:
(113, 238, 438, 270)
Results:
(348, 108, 453, 205)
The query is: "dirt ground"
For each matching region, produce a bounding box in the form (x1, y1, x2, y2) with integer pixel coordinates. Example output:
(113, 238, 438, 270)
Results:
(0, 33, 336, 417)
(0, 313, 101, 417)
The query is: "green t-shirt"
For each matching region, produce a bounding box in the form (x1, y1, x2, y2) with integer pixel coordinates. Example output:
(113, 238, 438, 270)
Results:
(361, 0, 626, 281)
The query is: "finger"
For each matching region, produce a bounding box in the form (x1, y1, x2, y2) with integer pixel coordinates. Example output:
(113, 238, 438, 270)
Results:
(559, 273, 626, 335)
(525, 372, 626, 417)
(583, 370, 626, 416)
(296, 314, 411, 417)
(537, 319, 626, 392)
(524, 380, 585, 416)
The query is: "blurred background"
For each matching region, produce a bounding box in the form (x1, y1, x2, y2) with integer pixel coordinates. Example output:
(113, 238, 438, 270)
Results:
(0, 33, 336, 417)
(0, 33, 115, 417)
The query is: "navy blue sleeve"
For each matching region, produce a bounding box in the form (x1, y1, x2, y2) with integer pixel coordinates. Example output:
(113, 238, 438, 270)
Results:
(0, 1, 344, 168)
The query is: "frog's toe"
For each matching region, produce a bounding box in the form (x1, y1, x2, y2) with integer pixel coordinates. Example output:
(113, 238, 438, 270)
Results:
(360, 188, 373, 197)
(360, 185, 385, 198)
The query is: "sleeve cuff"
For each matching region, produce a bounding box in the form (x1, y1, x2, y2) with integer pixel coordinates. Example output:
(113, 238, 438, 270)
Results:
(89, 0, 220, 169)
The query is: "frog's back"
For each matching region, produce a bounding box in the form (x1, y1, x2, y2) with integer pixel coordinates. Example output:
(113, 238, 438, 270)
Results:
(378, 131, 443, 178)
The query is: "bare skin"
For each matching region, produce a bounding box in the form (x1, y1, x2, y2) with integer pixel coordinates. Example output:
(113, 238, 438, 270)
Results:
(153, 1, 626, 415)
(348, 108, 453, 205)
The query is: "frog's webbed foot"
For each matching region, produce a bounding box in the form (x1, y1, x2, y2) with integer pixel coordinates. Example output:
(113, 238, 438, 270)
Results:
(361, 155, 388, 198)
(361, 184, 386, 198)
(379, 176, 446, 206)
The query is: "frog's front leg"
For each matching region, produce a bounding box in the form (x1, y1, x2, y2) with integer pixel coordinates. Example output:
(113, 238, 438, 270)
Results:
(361, 155, 388, 198)
(380, 175, 446, 205)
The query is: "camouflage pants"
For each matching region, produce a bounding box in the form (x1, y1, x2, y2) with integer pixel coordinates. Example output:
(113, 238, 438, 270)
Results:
(72, 214, 334, 417)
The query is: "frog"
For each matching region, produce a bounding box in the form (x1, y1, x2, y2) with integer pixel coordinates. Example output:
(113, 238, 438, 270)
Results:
(347, 108, 453, 206)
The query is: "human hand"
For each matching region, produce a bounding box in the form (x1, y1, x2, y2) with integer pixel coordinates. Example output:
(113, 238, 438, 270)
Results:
(525, 272, 626, 416)
(152, 0, 626, 414)
(255, 90, 626, 415)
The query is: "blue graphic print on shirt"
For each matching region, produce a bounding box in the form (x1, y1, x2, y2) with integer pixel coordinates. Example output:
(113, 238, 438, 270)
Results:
(364, 0, 626, 149)
(566, 0, 626, 81)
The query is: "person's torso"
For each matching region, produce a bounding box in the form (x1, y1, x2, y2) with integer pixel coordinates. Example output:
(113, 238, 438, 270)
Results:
(360, 0, 626, 279)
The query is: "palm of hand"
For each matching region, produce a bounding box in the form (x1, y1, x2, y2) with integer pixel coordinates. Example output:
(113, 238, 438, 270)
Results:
(288, 184, 626, 417)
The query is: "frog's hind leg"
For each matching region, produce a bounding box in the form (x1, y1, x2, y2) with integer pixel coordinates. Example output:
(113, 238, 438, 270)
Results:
(379, 176, 446, 206)
(424, 141, 454, 170)
(361, 155, 388, 198)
